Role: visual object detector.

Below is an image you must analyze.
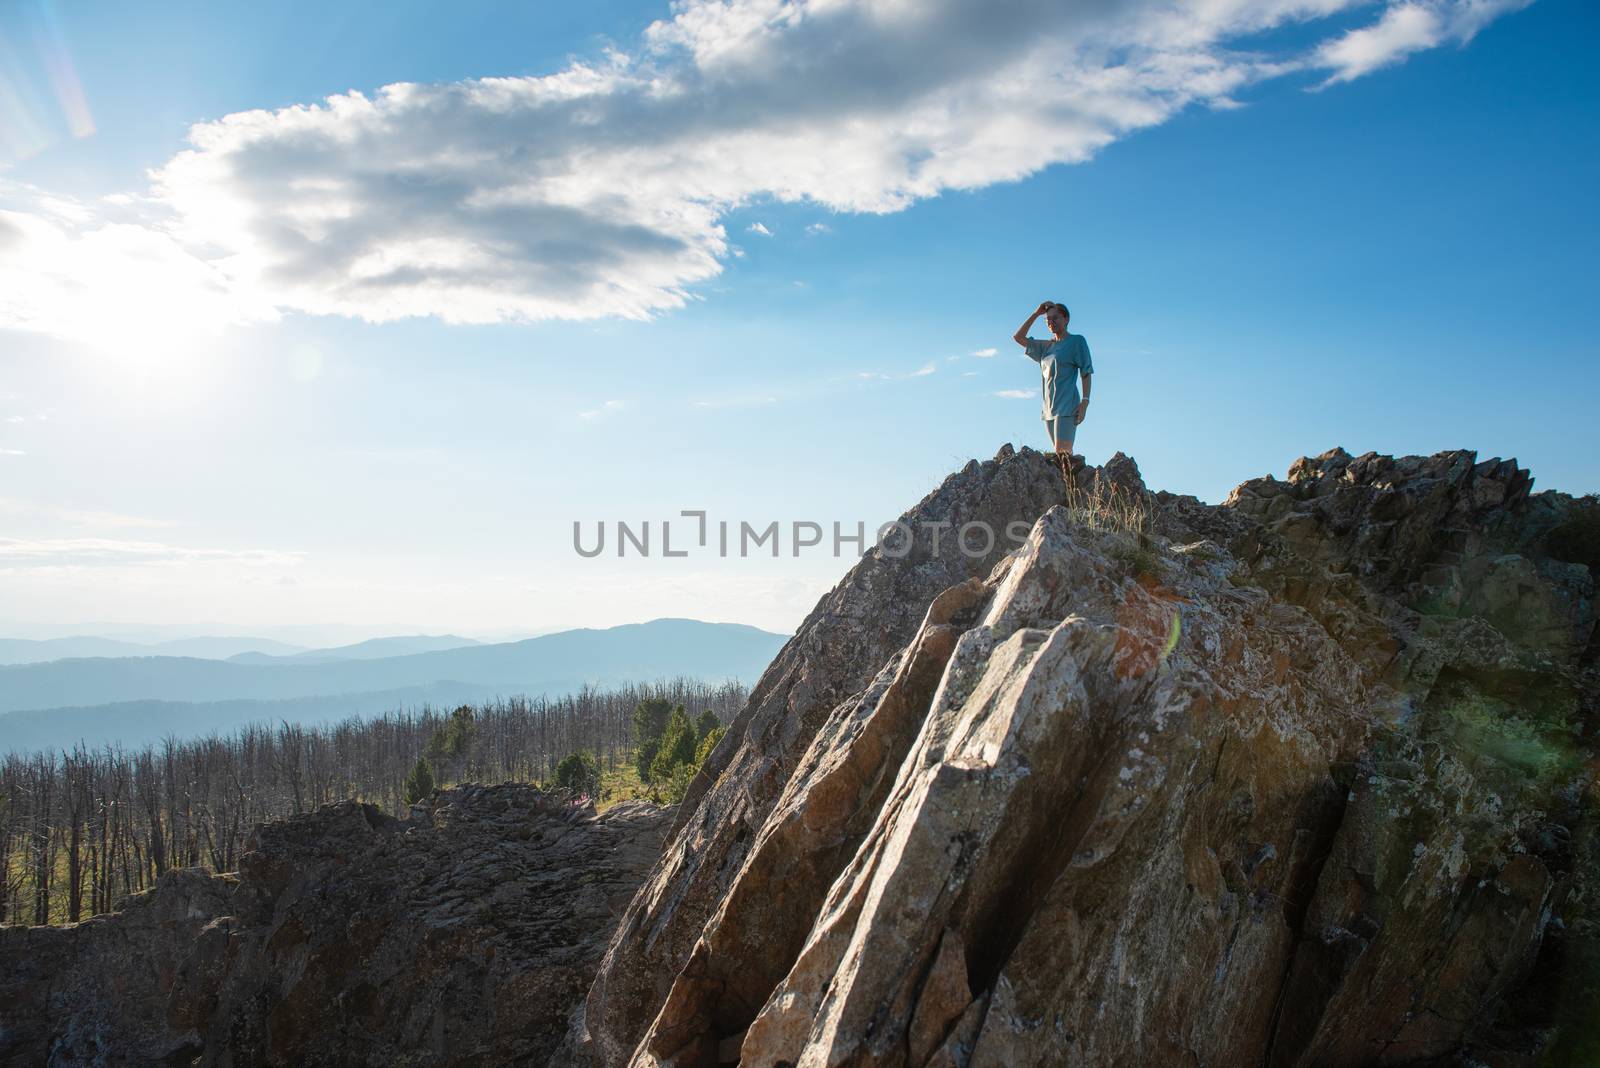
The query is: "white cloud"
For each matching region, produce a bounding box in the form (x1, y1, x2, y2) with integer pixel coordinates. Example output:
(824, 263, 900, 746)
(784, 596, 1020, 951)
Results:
(0, 0, 1532, 342)
(910, 363, 937, 376)
(971, 347, 999, 358)
(747, 221, 774, 236)
(993, 389, 1034, 399)
(1314, 0, 1533, 86)
(0, 448, 25, 456)
(805, 222, 831, 235)
(0, 183, 277, 354)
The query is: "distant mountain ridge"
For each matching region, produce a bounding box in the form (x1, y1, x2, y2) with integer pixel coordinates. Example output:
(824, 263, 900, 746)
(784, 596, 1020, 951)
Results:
(228, 634, 482, 664)
(0, 618, 788, 756)
(0, 685, 512, 756)
(0, 635, 310, 666)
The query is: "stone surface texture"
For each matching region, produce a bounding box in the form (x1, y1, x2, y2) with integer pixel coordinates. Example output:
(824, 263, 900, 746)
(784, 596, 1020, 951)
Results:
(569, 446, 1597, 1068)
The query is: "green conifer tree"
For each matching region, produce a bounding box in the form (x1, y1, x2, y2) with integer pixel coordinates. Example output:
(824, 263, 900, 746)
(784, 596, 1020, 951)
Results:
(636, 739, 662, 784)
(403, 756, 436, 804)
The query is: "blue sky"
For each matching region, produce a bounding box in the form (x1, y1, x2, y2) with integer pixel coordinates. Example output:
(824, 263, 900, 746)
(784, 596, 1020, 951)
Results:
(1, 0, 1595, 640)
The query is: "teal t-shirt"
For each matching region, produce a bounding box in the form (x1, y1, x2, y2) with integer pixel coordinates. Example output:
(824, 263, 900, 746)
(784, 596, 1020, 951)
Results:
(1024, 333, 1093, 419)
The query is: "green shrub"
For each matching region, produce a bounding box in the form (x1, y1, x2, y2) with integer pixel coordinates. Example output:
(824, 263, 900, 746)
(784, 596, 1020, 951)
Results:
(662, 761, 697, 805)
(695, 726, 726, 765)
(649, 707, 699, 784)
(1108, 533, 1161, 580)
(554, 750, 599, 794)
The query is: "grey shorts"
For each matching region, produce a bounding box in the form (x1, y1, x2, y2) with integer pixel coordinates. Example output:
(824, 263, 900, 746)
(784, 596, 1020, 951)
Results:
(1044, 415, 1075, 447)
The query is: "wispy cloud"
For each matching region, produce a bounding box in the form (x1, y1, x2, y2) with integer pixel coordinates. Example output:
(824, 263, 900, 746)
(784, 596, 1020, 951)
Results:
(805, 222, 831, 235)
(747, 221, 773, 236)
(993, 389, 1034, 399)
(860, 361, 938, 382)
(578, 398, 627, 420)
(0, 496, 174, 529)
(693, 393, 779, 409)
(0, 0, 1532, 344)
(0, 537, 303, 570)
(0, 448, 26, 457)
(971, 347, 999, 358)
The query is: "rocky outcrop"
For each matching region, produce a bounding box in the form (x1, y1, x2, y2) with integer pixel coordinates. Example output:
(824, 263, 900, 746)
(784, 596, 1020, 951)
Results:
(0, 867, 236, 1066)
(183, 784, 670, 1067)
(570, 446, 1598, 1067)
(0, 784, 671, 1067)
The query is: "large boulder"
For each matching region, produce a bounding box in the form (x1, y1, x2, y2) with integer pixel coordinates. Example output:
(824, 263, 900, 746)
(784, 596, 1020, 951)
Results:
(569, 445, 1599, 1067)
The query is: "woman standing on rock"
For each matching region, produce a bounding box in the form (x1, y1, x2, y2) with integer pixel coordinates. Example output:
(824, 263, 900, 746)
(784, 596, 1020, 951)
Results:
(1013, 300, 1093, 482)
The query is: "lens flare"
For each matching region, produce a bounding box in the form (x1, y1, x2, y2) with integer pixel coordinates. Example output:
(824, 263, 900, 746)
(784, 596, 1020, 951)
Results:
(1162, 606, 1182, 662)
(0, 1, 95, 163)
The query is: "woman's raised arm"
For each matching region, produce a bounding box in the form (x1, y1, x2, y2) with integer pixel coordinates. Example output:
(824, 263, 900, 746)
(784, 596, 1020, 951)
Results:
(1013, 301, 1052, 347)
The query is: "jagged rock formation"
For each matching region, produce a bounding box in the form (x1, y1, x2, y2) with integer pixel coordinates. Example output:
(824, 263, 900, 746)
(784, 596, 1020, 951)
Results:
(569, 446, 1598, 1067)
(0, 784, 670, 1067)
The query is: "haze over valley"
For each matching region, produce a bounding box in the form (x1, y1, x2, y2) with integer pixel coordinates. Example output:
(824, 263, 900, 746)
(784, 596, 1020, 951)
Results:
(0, 618, 786, 755)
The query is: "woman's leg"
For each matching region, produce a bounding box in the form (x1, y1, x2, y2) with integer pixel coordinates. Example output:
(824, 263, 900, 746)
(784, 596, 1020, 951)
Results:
(1047, 419, 1075, 490)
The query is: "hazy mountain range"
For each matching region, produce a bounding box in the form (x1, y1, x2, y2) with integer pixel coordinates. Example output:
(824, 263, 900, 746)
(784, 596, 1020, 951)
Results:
(227, 634, 484, 664)
(0, 618, 787, 757)
(0, 633, 485, 666)
(0, 635, 309, 666)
